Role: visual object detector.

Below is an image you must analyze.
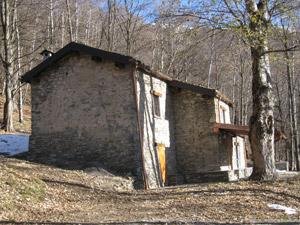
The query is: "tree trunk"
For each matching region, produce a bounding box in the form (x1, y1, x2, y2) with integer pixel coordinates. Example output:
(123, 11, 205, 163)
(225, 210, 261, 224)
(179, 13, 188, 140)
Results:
(75, 0, 78, 42)
(65, 0, 73, 42)
(0, 0, 15, 132)
(49, 0, 54, 50)
(3, 79, 14, 131)
(274, 72, 286, 162)
(285, 48, 300, 170)
(1, 80, 6, 96)
(16, 12, 23, 123)
(207, 31, 215, 88)
(246, 0, 276, 180)
(61, 12, 65, 48)
(249, 46, 276, 180)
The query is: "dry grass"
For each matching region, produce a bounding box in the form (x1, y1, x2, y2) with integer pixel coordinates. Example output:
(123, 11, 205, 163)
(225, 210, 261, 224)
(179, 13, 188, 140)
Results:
(0, 158, 300, 224)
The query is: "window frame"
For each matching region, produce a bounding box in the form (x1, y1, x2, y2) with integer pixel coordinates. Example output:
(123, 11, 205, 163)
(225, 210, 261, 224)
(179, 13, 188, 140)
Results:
(220, 105, 227, 123)
(150, 90, 162, 117)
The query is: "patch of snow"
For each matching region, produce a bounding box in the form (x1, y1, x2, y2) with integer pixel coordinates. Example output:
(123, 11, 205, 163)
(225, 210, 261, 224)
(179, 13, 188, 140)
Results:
(268, 203, 297, 215)
(203, 191, 228, 196)
(276, 169, 299, 175)
(0, 134, 29, 156)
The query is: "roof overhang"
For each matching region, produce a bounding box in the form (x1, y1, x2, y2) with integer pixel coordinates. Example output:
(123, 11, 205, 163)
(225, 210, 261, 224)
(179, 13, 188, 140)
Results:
(169, 80, 234, 107)
(214, 123, 287, 142)
(214, 123, 249, 136)
(169, 80, 216, 97)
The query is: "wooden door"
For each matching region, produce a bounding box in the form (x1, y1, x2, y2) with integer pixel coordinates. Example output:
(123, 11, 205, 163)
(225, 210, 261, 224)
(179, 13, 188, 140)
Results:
(232, 137, 246, 170)
(157, 143, 166, 183)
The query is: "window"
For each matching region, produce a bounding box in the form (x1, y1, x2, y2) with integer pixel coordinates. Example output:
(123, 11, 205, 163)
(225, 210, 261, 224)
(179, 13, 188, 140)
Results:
(220, 105, 227, 123)
(234, 141, 240, 169)
(153, 95, 161, 117)
(150, 90, 162, 117)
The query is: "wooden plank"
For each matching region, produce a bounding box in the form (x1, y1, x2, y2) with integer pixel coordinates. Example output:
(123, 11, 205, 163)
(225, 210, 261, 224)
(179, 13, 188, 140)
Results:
(157, 145, 166, 182)
(216, 91, 234, 107)
(215, 123, 286, 143)
(243, 136, 247, 168)
(220, 105, 227, 111)
(214, 123, 249, 136)
(150, 90, 162, 97)
(213, 127, 220, 133)
(155, 143, 165, 147)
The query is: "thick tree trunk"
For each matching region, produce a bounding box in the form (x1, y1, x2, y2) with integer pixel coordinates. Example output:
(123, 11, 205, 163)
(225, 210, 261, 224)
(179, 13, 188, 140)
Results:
(246, 0, 276, 180)
(249, 47, 276, 180)
(1, 0, 15, 132)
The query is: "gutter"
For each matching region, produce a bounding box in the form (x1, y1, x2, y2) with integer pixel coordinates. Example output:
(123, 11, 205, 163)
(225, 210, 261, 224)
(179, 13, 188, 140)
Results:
(131, 64, 149, 190)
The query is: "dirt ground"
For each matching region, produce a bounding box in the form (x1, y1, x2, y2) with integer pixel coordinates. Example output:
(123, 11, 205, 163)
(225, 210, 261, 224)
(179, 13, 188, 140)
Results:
(0, 158, 300, 224)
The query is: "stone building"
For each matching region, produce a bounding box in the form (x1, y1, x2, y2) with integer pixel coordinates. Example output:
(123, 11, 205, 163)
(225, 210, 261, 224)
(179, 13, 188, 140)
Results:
(22, 42, 251, 189)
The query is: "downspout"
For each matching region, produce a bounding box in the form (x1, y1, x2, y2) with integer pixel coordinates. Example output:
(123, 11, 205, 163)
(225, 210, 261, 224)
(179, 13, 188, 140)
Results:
(132, 64, 149, 190)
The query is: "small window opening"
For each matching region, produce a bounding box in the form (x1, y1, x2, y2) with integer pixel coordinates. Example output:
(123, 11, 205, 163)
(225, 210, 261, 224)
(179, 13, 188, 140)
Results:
(234, 141, 240, 169)
(220, 105, 227, 123)
(151, 90, 162, 117)
(153, 95, 161, 117)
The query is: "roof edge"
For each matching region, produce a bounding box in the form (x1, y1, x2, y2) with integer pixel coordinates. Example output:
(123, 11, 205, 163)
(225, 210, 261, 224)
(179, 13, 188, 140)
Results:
(21, 42, 134, 83)
(216, 91, 234, 107)
(168, 80, 217, 97)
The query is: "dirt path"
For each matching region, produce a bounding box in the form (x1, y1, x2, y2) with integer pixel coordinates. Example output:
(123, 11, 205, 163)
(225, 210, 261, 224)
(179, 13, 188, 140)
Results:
(1, 158, 300, 224)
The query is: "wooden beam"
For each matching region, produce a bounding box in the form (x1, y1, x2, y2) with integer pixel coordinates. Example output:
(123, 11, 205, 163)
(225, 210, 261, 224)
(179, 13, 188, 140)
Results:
(155, 143, 166, 147)
(150, 90, 162, 97)
(216, 91, 234, 107)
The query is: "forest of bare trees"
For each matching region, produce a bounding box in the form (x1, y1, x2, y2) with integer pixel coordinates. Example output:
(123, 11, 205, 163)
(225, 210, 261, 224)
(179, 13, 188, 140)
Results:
(0, 0, 299, 174)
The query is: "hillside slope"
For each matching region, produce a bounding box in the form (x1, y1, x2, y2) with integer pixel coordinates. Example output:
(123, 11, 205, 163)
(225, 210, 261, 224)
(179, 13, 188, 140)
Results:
(0, 158, 300, 223)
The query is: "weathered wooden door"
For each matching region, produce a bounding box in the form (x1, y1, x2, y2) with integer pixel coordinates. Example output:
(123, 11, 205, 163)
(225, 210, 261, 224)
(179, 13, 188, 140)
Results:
(157, 143, 166, 183)
(232, 137, 246, 170)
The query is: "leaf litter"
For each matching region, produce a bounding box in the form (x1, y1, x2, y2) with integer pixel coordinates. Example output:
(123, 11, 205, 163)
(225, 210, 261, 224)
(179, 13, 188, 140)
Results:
(0, 157, 300, 224)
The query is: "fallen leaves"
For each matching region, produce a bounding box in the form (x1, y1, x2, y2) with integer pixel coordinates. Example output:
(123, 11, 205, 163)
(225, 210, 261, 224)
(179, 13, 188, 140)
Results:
(0, 158, 300, 223)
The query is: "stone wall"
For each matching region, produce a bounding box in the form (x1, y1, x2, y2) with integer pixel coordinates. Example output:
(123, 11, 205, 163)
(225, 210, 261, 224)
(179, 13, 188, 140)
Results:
(171, 89, 237, 183)
(30, 52, 142, 180)
(172, 89, 222, 176)
(136, 72, 177, 188)
(28, 49, 247, 187)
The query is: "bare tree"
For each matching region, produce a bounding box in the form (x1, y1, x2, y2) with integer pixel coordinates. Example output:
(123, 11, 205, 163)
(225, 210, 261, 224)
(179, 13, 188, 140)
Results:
(117, 0, 147, 56)
(279, 18, 300, 170)
(176, 0, 300, 179)
(0, 0, 18, 132)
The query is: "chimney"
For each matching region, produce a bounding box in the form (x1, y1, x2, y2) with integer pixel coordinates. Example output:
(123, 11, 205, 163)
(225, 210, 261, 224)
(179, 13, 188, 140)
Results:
(40, 49, 54, 61)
